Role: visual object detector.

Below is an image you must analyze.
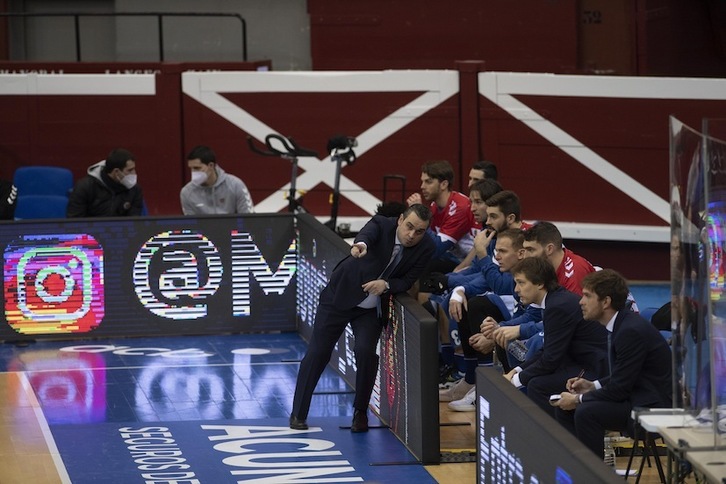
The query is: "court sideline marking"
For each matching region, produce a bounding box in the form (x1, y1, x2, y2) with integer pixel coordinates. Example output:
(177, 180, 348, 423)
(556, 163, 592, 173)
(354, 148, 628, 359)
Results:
(18, 372, 71, 484)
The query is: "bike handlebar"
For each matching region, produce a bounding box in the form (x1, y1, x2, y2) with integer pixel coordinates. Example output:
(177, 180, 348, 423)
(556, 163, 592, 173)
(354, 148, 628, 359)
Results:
(247, 134, 319, 159)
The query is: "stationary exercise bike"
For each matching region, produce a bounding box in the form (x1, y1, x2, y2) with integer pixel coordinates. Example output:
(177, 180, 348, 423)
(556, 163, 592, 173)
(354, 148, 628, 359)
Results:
(247, 133, 358, 235)
(324, 135, 358, 233)
(247, 134, 319, 214)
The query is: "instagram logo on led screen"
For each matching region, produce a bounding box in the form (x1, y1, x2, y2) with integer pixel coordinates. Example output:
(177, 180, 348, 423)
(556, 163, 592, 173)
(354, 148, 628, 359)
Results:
(3, 234, 104, 334)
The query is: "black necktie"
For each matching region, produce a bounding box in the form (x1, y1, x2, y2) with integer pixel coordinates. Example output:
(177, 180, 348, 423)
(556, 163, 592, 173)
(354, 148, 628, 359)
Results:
(607, 332, 613, 376)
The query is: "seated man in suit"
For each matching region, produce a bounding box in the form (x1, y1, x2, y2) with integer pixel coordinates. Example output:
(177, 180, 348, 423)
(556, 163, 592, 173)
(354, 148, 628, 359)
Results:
(504, 257, 608, 417)
(291, 204, 435, 432)
(552, 269, 673, 459)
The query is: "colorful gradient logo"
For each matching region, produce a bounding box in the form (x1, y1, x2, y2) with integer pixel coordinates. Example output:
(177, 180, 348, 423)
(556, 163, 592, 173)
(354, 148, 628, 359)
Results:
(3, 234, 104, 334)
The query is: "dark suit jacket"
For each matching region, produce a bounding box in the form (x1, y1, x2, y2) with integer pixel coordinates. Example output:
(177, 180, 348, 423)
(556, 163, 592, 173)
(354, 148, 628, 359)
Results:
(582, 310, 672, 408)
(520, 287, 608, 385)
(325, 215, 435, 310)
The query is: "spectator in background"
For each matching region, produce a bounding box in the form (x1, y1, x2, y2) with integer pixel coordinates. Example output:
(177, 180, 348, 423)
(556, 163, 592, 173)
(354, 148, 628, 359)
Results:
(67, 148, 144, 217)
(468, 160, 498, 186)
(180, 145, 254, 215)
(0, 178, 18, 220)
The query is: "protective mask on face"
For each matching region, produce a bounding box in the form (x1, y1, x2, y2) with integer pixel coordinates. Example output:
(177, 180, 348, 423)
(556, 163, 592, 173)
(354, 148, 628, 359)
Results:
(191, 170, 208, 186)
(120, 173, 137, 189)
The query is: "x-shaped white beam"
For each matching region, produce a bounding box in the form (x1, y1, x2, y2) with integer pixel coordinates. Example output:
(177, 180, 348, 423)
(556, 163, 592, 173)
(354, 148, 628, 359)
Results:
(182, 71, 459, 214)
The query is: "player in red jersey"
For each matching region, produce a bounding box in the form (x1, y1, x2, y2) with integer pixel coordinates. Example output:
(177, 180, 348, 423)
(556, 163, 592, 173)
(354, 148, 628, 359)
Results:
(522, 221, 594, 296)
(406, 160, 475, 266)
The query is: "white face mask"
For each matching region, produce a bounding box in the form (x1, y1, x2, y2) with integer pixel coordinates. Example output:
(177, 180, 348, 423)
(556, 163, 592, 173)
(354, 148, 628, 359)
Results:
(191, 170, 208, 186)
(120, 173, 137, 189)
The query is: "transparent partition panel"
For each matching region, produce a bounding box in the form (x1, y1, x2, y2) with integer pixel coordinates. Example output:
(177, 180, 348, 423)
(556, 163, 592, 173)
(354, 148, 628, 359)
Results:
(670, 116, 726, 443)
(703, 119, 726, 432)
(670, 117, 710, 413)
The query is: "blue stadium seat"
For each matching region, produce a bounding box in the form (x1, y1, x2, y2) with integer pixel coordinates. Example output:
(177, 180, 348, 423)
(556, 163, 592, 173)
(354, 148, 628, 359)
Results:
(14, 195, 69, 220)
(13, 166, 74, 197)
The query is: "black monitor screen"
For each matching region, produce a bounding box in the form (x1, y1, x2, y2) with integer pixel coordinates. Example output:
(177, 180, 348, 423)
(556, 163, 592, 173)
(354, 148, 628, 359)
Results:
(476, 367, 622, 483)
(0, 214, 297, 340)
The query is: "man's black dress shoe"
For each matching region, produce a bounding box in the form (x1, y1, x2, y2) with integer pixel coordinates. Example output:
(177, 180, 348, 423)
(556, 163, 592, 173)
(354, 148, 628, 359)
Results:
(350, 409, 369, 433)
(289, 415, 308, 430)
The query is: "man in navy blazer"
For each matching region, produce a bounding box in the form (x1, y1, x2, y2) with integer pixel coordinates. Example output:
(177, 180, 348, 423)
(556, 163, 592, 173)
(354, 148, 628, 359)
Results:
(291, 204, 435, 432)
(553, 269, 672, 458)
(504, 257, 608, 416)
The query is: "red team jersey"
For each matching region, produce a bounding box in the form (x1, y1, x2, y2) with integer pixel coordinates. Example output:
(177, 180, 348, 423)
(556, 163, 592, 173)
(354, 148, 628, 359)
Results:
(429, 191, 475, 259)
(556, 247, 595, 296)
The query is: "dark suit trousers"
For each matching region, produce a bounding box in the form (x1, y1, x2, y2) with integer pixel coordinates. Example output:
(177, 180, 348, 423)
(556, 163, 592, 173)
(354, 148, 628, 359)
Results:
(292, 291, 383, 420)
(526, 366, 599, 418)
(555, 400, 632, 457)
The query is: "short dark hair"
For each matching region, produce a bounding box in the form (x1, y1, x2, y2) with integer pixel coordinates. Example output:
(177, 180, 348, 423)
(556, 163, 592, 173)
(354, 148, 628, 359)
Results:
(422, 160, 454, 186)
(523, 221, 563, 247)
(104, 148, 134, 173)
(187, 145, 216, 165)
(485, 190, 522, 221)
(581, 269, 629, 311)
(376, 200, 407, 218)
(511, 256, 559, 292)
(472, 160, 498, 180)
(403, 203, 432, 223)
(469, 178, 502, 202)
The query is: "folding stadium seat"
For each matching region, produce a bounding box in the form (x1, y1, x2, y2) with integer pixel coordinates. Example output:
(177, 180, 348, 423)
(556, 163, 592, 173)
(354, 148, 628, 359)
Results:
(14, 195, 69, 220)
(13, 166, 74, 197)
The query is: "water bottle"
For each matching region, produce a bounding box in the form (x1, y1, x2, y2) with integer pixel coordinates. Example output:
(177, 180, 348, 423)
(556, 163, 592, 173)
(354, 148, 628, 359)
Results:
(507, 339, 528, 362)
(603, 437, 616, 467)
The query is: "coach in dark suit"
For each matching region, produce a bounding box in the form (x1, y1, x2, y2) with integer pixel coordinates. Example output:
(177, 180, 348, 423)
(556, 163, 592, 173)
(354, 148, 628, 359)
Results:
(504, 257, 608, 416)
(553, 269, 672, 458)
(291, 204, 435, 432)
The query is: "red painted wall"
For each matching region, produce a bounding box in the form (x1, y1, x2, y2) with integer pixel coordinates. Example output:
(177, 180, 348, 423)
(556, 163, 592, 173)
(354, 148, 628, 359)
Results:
(308, 0, 579, 72)
(308, 0, 726, 77)
(0, 61, 269, 215)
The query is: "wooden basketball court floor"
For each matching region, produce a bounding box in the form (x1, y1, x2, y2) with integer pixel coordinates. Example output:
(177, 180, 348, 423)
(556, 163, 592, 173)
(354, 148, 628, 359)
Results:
(0, 330, 680, 484)
(0, 277, 677, 484)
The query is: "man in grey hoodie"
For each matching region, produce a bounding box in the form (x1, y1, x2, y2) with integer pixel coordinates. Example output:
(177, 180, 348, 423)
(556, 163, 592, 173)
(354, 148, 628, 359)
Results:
(180, 145, 255, 215)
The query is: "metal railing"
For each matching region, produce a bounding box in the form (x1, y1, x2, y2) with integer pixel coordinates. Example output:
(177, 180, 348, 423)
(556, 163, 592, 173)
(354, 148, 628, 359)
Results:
(0, 12, 247, 62)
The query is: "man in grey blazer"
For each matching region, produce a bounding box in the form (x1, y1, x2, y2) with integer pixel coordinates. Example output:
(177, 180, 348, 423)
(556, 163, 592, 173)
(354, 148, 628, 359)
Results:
(291, 204, 435, 432)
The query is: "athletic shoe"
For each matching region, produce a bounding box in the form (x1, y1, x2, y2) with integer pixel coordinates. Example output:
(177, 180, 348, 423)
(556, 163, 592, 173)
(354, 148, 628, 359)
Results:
(438, 363, 454, 381)
(447, 386, 476, 412)
(438, 379, 457, 390)
(439, 378, 474, 402)
(439, 364, 465, 388)
(438, 370, 465, 389)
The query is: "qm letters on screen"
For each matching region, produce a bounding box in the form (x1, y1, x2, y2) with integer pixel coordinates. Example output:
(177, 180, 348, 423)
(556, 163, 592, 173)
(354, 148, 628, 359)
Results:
(0, 215, 297, 339)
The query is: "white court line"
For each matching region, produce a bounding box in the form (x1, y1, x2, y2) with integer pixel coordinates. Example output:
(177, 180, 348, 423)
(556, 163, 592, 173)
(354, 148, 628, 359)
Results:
(18, 372, 72, 484)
